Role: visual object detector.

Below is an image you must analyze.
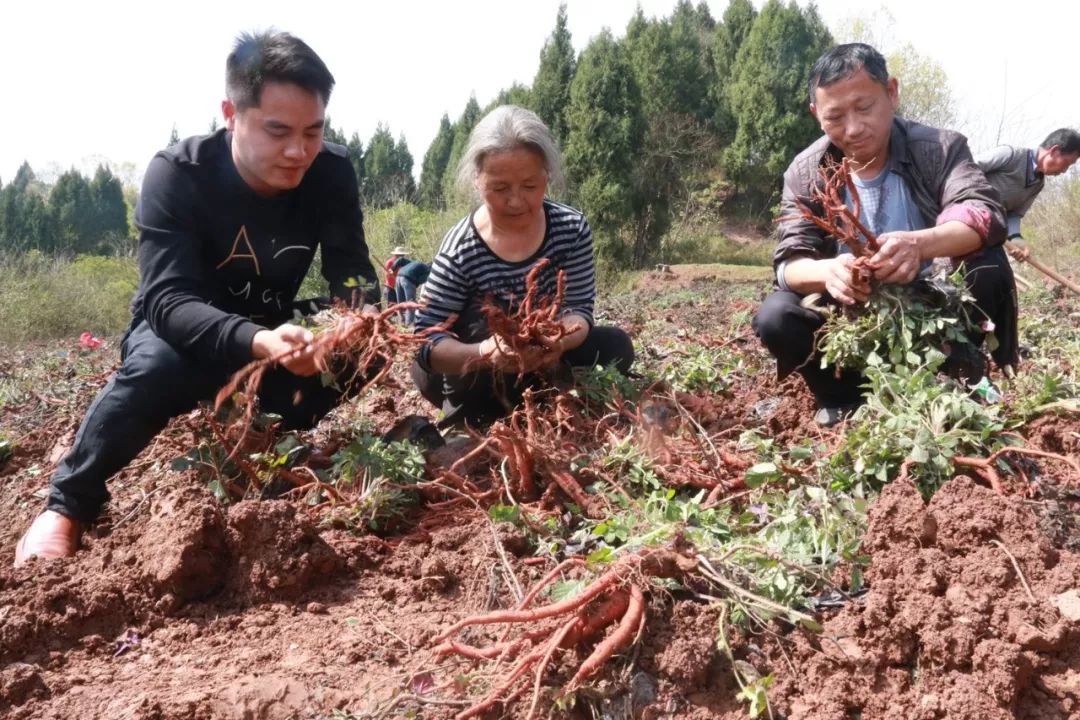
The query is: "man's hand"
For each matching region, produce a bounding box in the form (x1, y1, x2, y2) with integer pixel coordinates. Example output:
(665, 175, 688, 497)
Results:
(824, 255, 871, 305)
(251, 323, 319, 377)
(868, 232, 922, 285)
(1005, 238, 1031, 262)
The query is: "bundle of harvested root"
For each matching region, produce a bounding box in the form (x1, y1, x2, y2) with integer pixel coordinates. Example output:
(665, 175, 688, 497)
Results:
(783, 155, 880, 294)
(475, 258, 570, 376)
(213, 304, 441, 452)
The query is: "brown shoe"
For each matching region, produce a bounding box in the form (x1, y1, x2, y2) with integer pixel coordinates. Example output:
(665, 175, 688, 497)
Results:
(14, 510, 82, 566)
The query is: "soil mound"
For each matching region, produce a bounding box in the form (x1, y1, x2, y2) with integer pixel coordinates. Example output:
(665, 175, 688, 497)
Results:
(224, 500, 342, 604)
(774, 475, 1080, 719)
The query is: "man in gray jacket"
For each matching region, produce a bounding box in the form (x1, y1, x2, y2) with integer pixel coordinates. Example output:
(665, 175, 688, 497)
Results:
(752, 43, 1015, 426)
(977, 129, 1080, 258)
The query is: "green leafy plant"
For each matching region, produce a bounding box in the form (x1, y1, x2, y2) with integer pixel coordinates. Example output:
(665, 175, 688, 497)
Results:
(817, 271, 982, 373)
(828, 354, 1009, 496)
(659, 343, 756, 393)
(570, 362, 645, 408)
(324, 433, 427, 532)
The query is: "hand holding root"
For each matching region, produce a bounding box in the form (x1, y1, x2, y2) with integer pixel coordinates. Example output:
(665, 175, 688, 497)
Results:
(478, 335, 561, 374)
(824, 255, 872, 305)
(474, 258, 570, 376)
(781, 156, 882, 304)
(251, 324, 320, 377)
(869, 232, 922, 285)
(216, 303, 443, 458)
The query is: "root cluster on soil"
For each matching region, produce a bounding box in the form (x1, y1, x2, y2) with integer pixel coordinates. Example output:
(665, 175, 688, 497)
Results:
(433, 550, 692, 720)
(5, 265, 1080, 720)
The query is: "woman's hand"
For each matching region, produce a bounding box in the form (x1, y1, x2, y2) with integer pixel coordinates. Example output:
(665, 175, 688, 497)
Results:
(478, 335, 560, 374)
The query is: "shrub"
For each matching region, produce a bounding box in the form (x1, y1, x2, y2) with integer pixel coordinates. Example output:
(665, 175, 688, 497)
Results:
(0, 252, 138, 343)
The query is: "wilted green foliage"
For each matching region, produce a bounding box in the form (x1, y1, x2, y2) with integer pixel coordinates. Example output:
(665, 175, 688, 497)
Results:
(828, 357, 1008, 496)
(323, 433, 427, 533)
(817, 272, 981, 374)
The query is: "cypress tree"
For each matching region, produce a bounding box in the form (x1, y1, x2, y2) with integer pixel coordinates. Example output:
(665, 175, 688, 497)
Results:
(531, 4, 576, 143)
(441, 96, 481, 205)
(713, 0, 757, 142)
(50, 170, 94, 254)
(723, 0, 832, 207)
(419, 114, 454, 209)
(89, 165, 130, 253)
(564, 29, 645, 264)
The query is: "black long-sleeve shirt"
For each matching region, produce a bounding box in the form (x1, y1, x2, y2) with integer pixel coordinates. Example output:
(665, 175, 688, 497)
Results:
(131, 129, 380, 368)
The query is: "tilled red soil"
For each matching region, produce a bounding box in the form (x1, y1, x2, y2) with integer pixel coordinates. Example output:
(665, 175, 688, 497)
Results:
(2, 281, 1079, 720)
(772, 475, 1080, 719)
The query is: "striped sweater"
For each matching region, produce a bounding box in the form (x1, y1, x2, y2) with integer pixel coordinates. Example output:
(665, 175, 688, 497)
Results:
(415, 199, 596, 345)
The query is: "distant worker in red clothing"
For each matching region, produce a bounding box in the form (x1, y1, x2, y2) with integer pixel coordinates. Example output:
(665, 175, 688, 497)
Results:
(383, 246, 410, 303)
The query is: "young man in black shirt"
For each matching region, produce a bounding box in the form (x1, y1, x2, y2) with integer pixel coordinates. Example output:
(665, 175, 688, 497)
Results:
(15, 30, 381, 565)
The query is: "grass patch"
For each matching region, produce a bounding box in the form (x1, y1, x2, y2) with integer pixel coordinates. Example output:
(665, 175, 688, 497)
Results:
(0, 252, 138, 344)
(660, 225, 773, 267)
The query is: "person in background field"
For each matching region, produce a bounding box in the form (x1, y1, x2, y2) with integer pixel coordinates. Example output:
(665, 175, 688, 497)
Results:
(977, 128, 1080, 261)
(13, 30, 381, 565)
(752, 43, 1016, 427)
(394, 258, 431, 325)
(384, 246, 409, 301)
(410, 105, 635, 427)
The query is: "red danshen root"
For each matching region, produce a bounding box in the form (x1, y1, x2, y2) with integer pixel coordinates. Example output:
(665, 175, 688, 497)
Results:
(476, 258, 570, 376)
(433, 550, 691, 720)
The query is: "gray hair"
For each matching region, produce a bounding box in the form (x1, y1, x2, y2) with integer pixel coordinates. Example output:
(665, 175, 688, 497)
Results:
(455, 105, 565, 198)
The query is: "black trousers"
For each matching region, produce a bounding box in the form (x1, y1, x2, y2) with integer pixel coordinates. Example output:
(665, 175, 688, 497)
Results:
(47, 318, 358, 523)
(752, 244, 1018, 406)
(410, 323, 635, 427)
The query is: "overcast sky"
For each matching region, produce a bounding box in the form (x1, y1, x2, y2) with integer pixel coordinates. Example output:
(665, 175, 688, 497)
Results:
(2, 0, 1077, 187)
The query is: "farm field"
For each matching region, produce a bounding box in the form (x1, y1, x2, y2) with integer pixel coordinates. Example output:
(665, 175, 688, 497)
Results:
(1, 265, 1079, 720)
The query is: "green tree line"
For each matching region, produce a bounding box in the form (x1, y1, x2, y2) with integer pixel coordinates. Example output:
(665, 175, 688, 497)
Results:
(322, 119, 416, 210)
(0, 116, 417, 257)
(0, 162, 130, 256)
(2, 0, 958, 272)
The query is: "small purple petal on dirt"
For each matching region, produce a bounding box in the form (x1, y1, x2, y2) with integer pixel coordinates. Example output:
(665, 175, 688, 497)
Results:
(113, 630, 140, 658)
(411, 671, 435, 695)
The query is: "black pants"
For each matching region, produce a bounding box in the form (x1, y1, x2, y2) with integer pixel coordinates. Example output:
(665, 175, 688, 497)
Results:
(752, 244, 1018, 406)
(410, 323, 635, 427)
(47, 319, 358, 523)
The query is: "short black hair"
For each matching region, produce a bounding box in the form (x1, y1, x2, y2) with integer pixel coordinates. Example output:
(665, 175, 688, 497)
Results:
(808, 43, 889, 105)
(226, 30, 335, 111)
(1040, 128, 1080, 156)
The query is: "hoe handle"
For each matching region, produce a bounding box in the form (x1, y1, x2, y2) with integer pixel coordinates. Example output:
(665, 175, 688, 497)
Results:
(1005, 240, 1080, 297)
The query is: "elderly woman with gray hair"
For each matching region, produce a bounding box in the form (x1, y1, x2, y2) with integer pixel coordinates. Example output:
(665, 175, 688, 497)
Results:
(410, 105, 634, 426)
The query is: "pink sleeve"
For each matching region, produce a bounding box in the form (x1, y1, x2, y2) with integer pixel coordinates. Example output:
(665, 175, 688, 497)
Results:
(936, 205, 992, 241)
